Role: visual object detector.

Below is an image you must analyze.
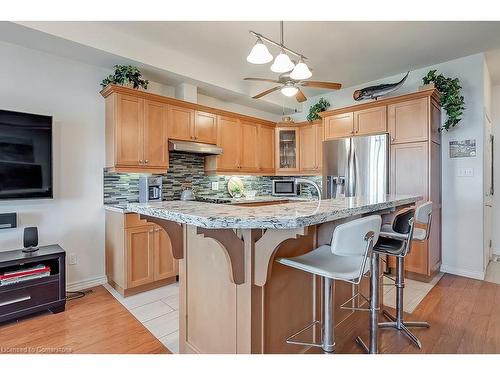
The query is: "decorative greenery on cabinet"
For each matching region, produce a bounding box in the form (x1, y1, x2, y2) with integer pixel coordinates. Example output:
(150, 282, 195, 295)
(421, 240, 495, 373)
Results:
(307, 97, 330, 122)
(101, 65, 149, 90)
(422, 69, 465, 132)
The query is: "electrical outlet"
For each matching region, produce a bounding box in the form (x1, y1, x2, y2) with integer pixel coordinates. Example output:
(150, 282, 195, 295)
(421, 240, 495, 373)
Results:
(211, 181, 219, 191)
(69, 253, 77, 265)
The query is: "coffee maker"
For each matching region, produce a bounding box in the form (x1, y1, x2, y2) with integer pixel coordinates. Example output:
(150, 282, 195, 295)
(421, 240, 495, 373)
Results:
(139, 176, 163, 203)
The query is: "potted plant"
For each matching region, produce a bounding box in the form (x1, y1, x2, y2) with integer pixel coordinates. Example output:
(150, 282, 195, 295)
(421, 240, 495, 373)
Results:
(422, 69, 465, 131)
(100, 65, 149, 90)
(307, 98, 330, 122)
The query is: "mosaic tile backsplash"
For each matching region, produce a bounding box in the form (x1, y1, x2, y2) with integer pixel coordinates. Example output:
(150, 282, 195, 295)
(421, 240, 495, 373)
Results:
(104, 152, 321, 205)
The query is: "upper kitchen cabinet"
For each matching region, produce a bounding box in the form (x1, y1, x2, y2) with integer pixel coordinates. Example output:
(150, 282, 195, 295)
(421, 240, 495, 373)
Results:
(103, 89, 169, 173)
(168, 105, 195, 142)
(388, 97, 429, 144)
(323, 112, 354, 140)
(353, 106, 387, 135)
(194, 111, 217, 144)
(275, 126, 300, 174)
(205, 115, 241, 173)
(240, 121, 259, 172)
(299, 121, 322, 174)
(257, 124, 275, 174)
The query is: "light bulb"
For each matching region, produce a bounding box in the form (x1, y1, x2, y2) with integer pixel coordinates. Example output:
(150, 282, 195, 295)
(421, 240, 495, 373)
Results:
(246, 38, 273, 64)
(290, 59, 312, 80)
(271, 51, 295, 73)
(281, 84, 299, 97)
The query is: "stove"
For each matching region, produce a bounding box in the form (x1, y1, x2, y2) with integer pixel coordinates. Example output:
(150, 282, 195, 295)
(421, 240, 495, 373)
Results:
(195, 196, 232, 204)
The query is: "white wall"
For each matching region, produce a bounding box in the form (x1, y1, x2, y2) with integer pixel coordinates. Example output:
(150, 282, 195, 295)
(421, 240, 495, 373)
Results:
(294, 54, 487, 279)
(0, 40, 108, 289)
(0, 40, 279, 289)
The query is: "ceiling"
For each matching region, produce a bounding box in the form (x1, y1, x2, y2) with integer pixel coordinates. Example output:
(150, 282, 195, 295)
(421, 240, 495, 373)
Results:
(5, 21, 500, 115)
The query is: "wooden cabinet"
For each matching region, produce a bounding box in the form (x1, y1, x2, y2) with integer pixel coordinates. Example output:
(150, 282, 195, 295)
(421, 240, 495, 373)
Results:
(275, 127, 300, 174)
(154, 225, 179, 281)
(213, 116, 241, 171)
(240, 121, 259, 171)
(324, 112, 353, 140)
(168, 107, 217, 144)
(105, 211, 178, 297)
(299, 122, 322, 174)
(354, 106, 387, 135)
(387, 91, 442, 279)
(390, 142, 428, 203)
(144, 100, 169, 169)
(105, 93, 168, 173)
(206, 117, 269, 174)
(126, 226, 155, 288)
(114, 93, 144, 167)
(388, 97, 428, 144)
(169, 105, 195, 142)
(195, 111, 217, 144)
(257, 124, 275, 174)
(324, 106, 386, 140)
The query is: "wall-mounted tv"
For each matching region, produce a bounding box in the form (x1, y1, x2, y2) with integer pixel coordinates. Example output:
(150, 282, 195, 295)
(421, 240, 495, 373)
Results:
(0, 109, 53, 200)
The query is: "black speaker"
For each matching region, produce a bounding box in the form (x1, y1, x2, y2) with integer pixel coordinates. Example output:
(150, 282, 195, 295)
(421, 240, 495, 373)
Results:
(23, 227, 39, 253)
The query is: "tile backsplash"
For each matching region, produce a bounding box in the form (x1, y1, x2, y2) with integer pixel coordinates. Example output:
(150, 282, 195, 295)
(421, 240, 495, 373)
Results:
(104, 152, 321, 205)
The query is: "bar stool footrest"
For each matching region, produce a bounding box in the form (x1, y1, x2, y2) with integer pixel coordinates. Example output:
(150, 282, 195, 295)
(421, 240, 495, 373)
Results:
(285, 320, 326, 349)
(340, 292, 373, 312)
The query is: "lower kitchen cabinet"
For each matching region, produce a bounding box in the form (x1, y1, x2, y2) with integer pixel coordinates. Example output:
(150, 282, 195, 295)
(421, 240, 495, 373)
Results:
(106, 211, 178, 297)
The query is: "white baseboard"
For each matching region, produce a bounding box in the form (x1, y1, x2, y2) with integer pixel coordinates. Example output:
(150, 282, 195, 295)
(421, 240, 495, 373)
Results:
(440, 264, 485, 280)
(66, 275, 108, 292)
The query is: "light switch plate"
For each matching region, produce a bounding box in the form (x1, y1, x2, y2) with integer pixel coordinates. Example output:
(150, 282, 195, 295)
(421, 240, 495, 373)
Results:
(211, 181, 219, 191)
(457, 167, 474, 177)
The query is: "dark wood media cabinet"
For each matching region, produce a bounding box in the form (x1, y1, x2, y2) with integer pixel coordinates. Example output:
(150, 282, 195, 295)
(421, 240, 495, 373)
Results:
(0, 245, 66, 324)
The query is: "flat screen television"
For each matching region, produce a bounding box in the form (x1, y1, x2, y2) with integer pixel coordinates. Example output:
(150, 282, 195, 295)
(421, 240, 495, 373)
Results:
(0, 109, 53, 200)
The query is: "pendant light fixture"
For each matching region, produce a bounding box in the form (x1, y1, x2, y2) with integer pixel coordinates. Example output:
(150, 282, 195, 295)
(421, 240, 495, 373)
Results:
(247, 21, 310, 77)
(271, 50, 295, 73)
(246, 37, 273, 64)
(290, 56, 312, 80)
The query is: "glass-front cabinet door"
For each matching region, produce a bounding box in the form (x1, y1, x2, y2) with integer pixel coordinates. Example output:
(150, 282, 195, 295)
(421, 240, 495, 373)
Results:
(275, 127, 300, 173)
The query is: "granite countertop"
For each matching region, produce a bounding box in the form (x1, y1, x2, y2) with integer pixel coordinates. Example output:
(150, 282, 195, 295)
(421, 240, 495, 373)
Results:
(126, 194, 421, 229)
(104, 195, 312, 213)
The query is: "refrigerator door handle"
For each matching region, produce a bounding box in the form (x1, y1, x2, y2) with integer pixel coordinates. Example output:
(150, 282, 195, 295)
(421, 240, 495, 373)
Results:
(351, 146, 357, 196)
(345, 140, 351, 196)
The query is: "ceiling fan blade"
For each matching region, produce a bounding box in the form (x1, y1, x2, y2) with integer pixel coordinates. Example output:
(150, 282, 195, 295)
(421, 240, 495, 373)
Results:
(253, 86, 281, 99)
(301, 81, 342, 90)
(296, 88, 307, 103)
(244, 77, 281, 83)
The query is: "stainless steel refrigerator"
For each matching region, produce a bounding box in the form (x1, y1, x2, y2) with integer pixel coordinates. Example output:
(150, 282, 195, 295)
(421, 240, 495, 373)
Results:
(322, 134, 389, 200)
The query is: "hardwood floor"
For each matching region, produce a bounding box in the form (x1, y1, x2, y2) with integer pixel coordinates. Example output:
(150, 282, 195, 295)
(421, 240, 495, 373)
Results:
(0, 274, 498, 354)
(0, 286, 170, 354)
(308, 274, 500, 354)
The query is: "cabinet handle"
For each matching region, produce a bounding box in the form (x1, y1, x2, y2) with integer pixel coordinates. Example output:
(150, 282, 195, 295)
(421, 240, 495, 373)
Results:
(139, 160, 143, 164)
(145, 160, 149, 164)
(0, 295, 31, 307)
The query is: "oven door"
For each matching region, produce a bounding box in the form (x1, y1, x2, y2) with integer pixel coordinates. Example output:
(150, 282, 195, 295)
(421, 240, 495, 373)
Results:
(272, 180, 297, 196)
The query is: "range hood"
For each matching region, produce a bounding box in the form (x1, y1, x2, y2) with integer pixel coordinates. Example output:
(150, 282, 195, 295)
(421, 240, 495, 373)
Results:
(168, 140, 223, 155)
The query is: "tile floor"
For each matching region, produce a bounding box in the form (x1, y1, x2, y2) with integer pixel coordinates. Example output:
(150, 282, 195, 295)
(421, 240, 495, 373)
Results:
(485, 258, 500, 284)
(382, 272, 444, 313)
(103, 283, 180, 353)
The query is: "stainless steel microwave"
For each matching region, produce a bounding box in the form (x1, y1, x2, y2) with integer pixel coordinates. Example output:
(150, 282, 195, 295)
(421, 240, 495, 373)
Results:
(272, 179, 297, 196)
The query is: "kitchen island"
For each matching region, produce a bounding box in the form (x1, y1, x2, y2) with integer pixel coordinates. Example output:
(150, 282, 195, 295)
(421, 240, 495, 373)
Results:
(128, 194, 420, 354)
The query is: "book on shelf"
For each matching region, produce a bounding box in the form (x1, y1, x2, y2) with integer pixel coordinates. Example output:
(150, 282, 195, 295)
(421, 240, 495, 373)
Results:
(0, 264, 51, 286)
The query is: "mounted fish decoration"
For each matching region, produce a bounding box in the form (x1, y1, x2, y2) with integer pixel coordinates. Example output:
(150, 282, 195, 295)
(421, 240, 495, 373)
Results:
(353, 71, 409, 101)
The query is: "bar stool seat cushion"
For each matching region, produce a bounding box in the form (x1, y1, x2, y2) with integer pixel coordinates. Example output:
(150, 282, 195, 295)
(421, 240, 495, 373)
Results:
(381, 224, 426, 241)
(373, 236, 406, 256)
(277, 245, 369, 281)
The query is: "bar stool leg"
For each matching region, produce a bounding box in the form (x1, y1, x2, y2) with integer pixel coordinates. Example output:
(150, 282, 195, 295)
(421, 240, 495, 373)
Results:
(379, 256, 430, 349)
(322, 277, 335, 353)
(356, 252, 380, 354)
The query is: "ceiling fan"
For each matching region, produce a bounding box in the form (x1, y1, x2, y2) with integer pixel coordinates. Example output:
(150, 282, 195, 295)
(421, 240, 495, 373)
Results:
(244, 73, 342, 103)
